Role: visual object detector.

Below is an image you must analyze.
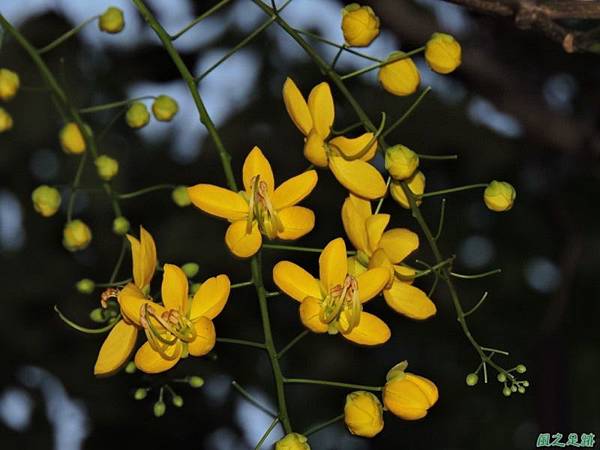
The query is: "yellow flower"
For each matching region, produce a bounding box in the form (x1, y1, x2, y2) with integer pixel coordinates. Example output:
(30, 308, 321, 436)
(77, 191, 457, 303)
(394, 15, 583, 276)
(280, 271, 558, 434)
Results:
(0, 68, 20, 101)
(273, 237, 390, 345)
(132, 264, 230, 373)
(344, 390, 384, 437)
(382, 361, 439, 420)
(385, 144, 419, 180)
(342, 194, 436, 320)
(0, 107, 13, 132)
(60, 122, 86, 154)
(95, 155, 119, 181)
(99, 7, 125, 34)
(425, 33, 461, 74)
(31, 185, 61, 217)
(378, 52, 420, 96)
(152, 95, 178, 121)
(126, 102, 150, 128)
(484, 180, 515, 212)
(283, 77, 387, 200)
(390, 171, 425, 209)
(341, 4, 380, 47)
(188, 146, 318, 258)
(63, 220, 92, 251)
(94, 226, 157, 376)
(275, 433, 311, 450)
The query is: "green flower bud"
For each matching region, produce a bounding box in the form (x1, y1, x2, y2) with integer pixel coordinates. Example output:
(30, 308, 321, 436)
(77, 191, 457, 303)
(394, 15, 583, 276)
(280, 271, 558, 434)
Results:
(517, 385, 526, 394)
(497, 373, 507, 383)
(172, 396, 184, 407)
(112, 216, 130, 236)
(484, 180, 516, 212)
(89, 308, 105, 323)
(188, 376, 204, 388)
(0, 68, 20, 101)
(125, 362, 136, 374)
(511, 385, 518, 393)
(182, 262, 199, 278)
(63, 220, 92, 251)
(522, 380, 530, 387)
(516, 364, 527, 374)
(134, 388, 147, 400)
(76, 278, 95, 294)
(153, 400, 166, 417)
(465, 373, 479, 386)
(32, 185, 62, 217)
(502, 386, 512, 397)
(152, 95, 178, 121)
(126, 102, 150, 129)
(99, 7, 125, 34)
(172, 185, 191, 207)
(190, 283, 201, 295)
(95, 155, 119, 181)
(0, 107, 13, 132)
(385, 144, 419, 180)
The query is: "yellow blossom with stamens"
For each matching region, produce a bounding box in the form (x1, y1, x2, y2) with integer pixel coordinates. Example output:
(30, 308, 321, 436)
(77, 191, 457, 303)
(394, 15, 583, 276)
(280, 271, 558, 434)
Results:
(132, 264, 231, 374)
(187, 146, 318, 258)
(94, 226, 157, 376)
(283, 77, 387, 200)
(342, 194, 436, 320)
(273, 237, 391, 345)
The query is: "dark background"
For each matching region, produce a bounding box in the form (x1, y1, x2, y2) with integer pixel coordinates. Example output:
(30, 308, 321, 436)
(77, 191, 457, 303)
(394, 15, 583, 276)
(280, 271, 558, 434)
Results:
(1, 0, 599, 449)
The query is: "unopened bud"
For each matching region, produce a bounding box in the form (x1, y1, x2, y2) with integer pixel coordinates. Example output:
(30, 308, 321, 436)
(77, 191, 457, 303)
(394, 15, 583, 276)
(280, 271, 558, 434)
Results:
(341, 4, 380, 47)
(63, 220, 92, 251)
(172, 186, 191, 207)
(89, 308, 105, 323)
(497, 373, 507, 383)
(95, 155, 119, 181)
(502, 386, 512, 397)
(188, 376, 204, 388)
(465, 373, 479, 386)
(32, 185, 61, 217)
(0, 68, 20, 101)
(153, 400, 166, 417)
(484, 180, 516, 212)
(99, 7, 125, 34)
(515, 364, 527, 374)
(134, 388, 147, 400)
(182, 262, 199, 278)
(385, 144, 419, 180)
(76, 278, 95, 294)
(0, 107, 13, 132)
(112, 216, 130, 235)
(60, 122, 86, 154)
(126, 102, 150, 129)
(172, 396, 184, 407)
(425, 33, 461, 74)
(125, 362, 136, 374)
(152, 95, 178, 121)
(378, 52, 420, 96)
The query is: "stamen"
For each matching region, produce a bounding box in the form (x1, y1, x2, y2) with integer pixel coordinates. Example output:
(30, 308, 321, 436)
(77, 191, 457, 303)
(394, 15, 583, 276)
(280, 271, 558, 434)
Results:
(319, 275, 362, 334)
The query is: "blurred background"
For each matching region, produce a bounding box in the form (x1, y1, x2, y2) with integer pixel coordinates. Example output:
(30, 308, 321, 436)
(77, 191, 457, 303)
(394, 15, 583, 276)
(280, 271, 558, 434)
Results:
(1, 0, 599, 448)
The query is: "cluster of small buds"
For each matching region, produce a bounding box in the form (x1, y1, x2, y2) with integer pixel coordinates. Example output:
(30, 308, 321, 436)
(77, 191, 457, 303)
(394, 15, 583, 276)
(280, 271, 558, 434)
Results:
(465, 364, 528, 395)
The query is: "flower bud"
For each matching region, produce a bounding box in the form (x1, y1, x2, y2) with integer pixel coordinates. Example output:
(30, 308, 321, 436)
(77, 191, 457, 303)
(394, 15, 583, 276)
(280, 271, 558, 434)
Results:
(378, 52, 420, 96)
(0, 107, 13, 132)
(182, 262, 199, 278)
(465, 373, 479, 386)
(112, 216, 130, 235)
(483, 180, 515, 212)
(63, 220, 92, 251)
(188, 376, 205, 388)
(89, 308, 105, 322)
(344, 391, 384, 438)
(172, 396, 184, 407)
(385, 144, 419, 180)
(383, 372, 438, 420)
(502, 386, 512, 397)
(390, 171, 425, 209)
(152, 95, 178, 122)
(95, 155, 119, 181)
(99, 7, 125, 34)
(76, 278, 95, 294)
(60, 122, 86, 154)
(126, 102, 150, 129)
(341, 4, 380, 47)
(497, 373, 507, 383)
(522, 380, 529, 387)
(134, 388, 147, 400)
(173, 186, 191, 207)
(153, 400, 166, 417)
(516, 364, 527, 374)
(425, 33, 461, 74)
(31, 185, 61, 217)
(190, 283, 201, 296)
(125, 362, 136, 374)
(0, 69, 20, 101)
(275, 433, 311, 450)
(517, 385, 526, 394)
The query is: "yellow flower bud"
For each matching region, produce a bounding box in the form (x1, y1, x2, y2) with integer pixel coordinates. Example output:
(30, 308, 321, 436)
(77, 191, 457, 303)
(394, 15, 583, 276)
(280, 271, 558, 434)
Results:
(152, 95, 178, 122)
(385, 144, 419, 180)
(60, 122, 86, 154)
(425, 33, 461, 74)
(378, 52, 420, 96)
(95, 155, 119, 181)
(126, 102, 150, 128)
(31, 185, 62, 217)
(483, 180, 515, 212)
(275, 433, 311, 450)
(344, 391, 384, 438)
(341, 4, 380, 47)
(0, 107, 13, 132)
(390, 171, 425, 209)
(63, 220, 92, 251)
(0, 68, 20, 101)
(383, 372, 439, 420)
(99, 7, 125, 34)
(173, 186, 191, 207)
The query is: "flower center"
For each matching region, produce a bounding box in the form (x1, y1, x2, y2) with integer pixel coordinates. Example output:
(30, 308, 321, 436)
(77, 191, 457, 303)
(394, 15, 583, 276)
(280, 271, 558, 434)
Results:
(319, 274, 362, 334)
(140, 304, 196, 359)
(247, 175, 283, 239)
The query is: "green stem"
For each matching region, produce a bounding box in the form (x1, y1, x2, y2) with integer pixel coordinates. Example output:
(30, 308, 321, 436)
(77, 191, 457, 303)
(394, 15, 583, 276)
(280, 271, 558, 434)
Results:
(117, 184, 176, 199)
(433, 198, 447, 241)
(420, 183, 488, 198)
(303, 413, 344, 436)
(170, 0, 233, 40)
(262, 243, 323, 253)
(382, 87, 432, 139)
(96, 278, 131, 288)
(332, 120, 363, 135)
(231, 280, 255, 289)
(79, 96, 155, 114)
(339, 46, 425, 80)
(216, 337, 266, 350)
(109, 238, 127, 284)
(232, 381, 278, 418)
(451, 269, 501, 279)
(373, 177, 391, 215)
(54, 305, 119, 334)
(417, 153, 459, 160)
(329, 44, 344, 69)
(463, 292, 488, 317)
(277, 329, 309, 358)
(255, 417, 280, 450)
(294, 28, 381, 62)
(284, 378, 382, 392)
(67, 152, 88, 222)
(37, 16, 99, 54)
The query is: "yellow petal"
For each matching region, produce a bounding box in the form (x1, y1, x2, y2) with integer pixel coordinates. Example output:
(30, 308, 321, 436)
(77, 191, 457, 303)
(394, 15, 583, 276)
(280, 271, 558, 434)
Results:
(405, 373, 439, 406)
(188, 316, 216, 356)
(299, 296, 328, 333)
(347, 256, 368, 277)
(307, 82, 334, 139)
(330, 133, 377, 161)
(243, 146, 275, 195)
(190, 274, 231, 320)
(379, 228, 419, 264)
(384, 280, 436, 320)
(94, 320, 137, 376)
(369, 248, 395, 289)
(341, 312, 390, 346)
(225, 220, 262, 258)
(341, 195, 369, 254)
(188, 184, 248, 221)
(304, 129, 329, 167)
(283, 77, 313, 136)
(357, 267, 389, 303)
(394, 264, 416, 285)
(135, 341, 182, 374)
(319, 237, 347, 291)
(366, 214, 390, 254)
(273, 261, 321, 302)
(273, 170, 318, 210)
(118, 283, 163, 326)
(383, 373, 438, 420)
(126, 234, 143, 290)
(161, 264, 188, 313)
(329, 156, 387, 200)
(277, 206, 315, 240)
(139, 226, 157, 289)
